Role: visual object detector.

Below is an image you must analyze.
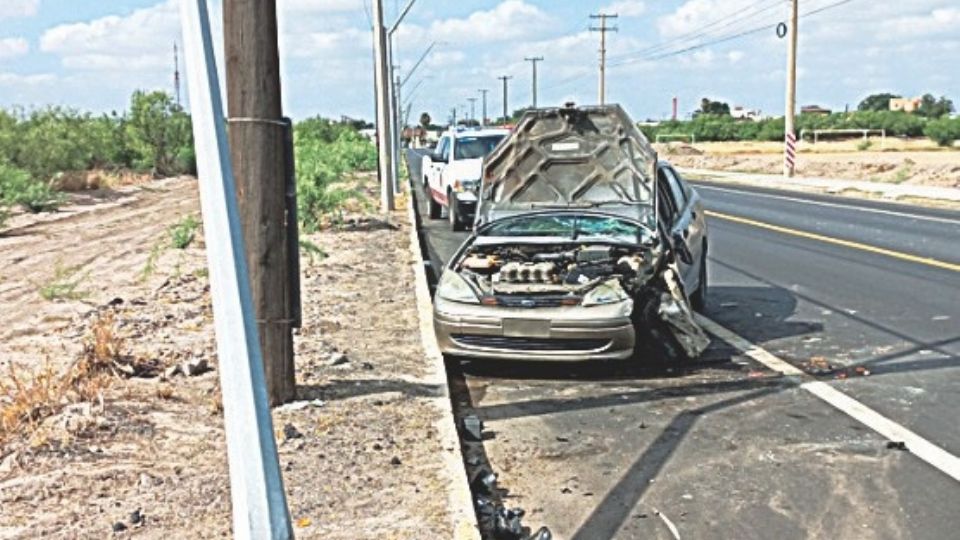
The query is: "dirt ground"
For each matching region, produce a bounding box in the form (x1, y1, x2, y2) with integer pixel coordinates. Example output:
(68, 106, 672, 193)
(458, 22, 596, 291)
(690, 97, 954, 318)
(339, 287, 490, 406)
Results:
(657, 140, 960, 188)
(0, 175, 458, 538)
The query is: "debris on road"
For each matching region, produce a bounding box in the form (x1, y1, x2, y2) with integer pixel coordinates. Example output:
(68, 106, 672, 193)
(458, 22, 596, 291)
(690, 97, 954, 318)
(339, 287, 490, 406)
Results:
(886, 441, 908, 451)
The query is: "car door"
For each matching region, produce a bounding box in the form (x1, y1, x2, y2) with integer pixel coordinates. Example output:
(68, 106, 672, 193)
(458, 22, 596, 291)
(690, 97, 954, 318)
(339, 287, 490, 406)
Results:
(658, 165, 703, 290)
(429, 137, 450, 193)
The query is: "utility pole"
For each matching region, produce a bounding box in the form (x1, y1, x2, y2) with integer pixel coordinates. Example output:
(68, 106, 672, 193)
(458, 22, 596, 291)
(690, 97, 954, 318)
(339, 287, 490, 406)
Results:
(498, 75, 512, 123)
(372, 0, 395, 210)
(394, 72, 403, 167)
(784, 0, 799, 177)
(467, 97, 478, 122)
(590, 13, 618, 105)
(224, 0, 295, 405)
(478, 89, 489, 126)
(450, 107, 457, 126)
(524, 56, 543, 108)
(173, 42, 181, 107)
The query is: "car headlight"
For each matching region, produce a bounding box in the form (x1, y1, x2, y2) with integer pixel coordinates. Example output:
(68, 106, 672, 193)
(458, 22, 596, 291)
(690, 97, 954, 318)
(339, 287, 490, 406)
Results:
(582, 280, 630, 306)
(453, 179, 479, 193)
(437, 271, 480, 304)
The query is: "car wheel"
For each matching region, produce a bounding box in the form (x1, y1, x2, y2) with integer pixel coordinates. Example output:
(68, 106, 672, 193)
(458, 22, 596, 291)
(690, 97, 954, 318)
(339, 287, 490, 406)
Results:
(448, 193, 464, 231)
(690, 246, 707, 312)
(428, 194, 442, 219)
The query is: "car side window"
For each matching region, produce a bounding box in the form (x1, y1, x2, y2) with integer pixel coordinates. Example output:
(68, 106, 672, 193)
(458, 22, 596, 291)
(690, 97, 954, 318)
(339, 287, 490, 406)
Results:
(657, 169, 678, 225)
(663, 167, 688, 210)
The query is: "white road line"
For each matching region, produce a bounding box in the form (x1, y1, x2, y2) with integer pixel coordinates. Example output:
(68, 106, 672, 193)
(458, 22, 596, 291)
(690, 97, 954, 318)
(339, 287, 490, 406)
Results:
(695, 184, 960, 226)
(695, 314, 960, 483)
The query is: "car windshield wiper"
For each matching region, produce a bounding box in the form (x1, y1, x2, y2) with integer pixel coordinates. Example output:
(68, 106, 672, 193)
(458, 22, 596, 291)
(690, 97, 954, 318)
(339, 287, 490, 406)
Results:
(528, 199, 650, 209)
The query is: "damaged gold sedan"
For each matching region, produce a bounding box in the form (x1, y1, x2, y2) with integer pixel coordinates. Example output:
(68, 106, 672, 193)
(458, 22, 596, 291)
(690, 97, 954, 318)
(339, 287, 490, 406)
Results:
(433, 104, 710, 362)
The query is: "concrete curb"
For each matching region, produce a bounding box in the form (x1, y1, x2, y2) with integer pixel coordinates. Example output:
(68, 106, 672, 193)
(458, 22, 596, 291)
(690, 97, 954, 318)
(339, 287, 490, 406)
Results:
(403, 186, 480, 540)
(677, 167, 960, 204)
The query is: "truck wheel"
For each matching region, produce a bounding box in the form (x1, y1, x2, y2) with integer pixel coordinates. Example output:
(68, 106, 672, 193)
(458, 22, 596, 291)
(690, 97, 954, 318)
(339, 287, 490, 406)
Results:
(449, 194, 464, 231)
(428, 195, 442, 219)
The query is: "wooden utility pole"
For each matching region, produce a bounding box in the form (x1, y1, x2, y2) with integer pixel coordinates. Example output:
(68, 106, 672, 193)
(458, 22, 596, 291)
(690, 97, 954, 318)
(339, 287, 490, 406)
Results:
(224, 0, 295, 405)
(590, 13, 618, 106)
(524, 56, 543, 109)
(784, 0, 799, 177)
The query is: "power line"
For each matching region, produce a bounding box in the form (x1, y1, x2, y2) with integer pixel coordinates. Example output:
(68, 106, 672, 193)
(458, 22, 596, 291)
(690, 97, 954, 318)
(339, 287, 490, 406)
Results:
(610, 0, 860, 67)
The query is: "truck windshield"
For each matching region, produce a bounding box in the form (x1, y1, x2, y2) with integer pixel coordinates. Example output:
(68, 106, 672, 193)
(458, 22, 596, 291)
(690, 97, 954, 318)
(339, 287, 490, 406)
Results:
(455, 135, 505, 160)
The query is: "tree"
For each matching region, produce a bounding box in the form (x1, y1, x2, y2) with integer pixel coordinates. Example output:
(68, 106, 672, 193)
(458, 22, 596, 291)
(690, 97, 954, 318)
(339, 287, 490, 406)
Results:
(697, 98, 730, 116)
(125, 90, 194, 176)
(857, 92, 900, 112)
(917, 94, 954, 118)
(419, 112, 431, 130)
(924, 117, 960, 147)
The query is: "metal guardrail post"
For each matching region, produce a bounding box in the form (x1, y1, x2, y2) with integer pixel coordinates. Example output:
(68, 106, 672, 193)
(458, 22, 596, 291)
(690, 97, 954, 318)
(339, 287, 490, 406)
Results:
(179, 1, 294, 538)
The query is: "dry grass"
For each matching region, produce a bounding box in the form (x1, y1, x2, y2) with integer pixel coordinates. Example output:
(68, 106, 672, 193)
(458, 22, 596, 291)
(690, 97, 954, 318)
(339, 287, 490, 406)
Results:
(0, 313, 123, 447)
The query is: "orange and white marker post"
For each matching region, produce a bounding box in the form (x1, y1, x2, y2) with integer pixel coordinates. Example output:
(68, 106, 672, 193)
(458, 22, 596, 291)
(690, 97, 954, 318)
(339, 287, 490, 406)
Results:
(783, 0, 799, 178)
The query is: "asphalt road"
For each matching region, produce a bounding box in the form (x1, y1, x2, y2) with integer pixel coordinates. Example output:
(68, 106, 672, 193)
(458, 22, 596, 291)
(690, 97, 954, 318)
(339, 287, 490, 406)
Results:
(405, 148, 960, 540)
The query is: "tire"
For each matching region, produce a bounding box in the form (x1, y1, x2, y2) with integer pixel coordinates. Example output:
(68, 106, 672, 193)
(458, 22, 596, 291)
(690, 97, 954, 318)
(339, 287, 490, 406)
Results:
(428, 193, 442, 219)
(690, 246, 708, 312)
(449, 193, 464, 231)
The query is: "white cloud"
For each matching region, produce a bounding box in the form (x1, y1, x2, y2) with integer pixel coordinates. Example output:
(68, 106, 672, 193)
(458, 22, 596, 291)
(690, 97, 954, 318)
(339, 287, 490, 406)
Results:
(727, 50, 744, 64)
(601, 1, 646, 18)
(426, 1, 554, 44)
(882, 7, 960, 37)
(0, 37, 29, 59)
(0, 0, 38, 19)
(280, 0, 360, 13)
(0, 72, 55, 86)
(40, 0, 180, 72)
(658, 0, 760, 37)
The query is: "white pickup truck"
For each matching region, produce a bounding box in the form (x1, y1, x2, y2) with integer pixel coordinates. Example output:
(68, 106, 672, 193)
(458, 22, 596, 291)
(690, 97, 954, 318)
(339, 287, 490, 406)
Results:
(421, 127, 509, 230)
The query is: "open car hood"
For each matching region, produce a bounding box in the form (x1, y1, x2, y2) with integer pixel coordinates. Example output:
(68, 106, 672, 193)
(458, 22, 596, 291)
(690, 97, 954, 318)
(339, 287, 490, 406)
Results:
(477, 104, 657, 228)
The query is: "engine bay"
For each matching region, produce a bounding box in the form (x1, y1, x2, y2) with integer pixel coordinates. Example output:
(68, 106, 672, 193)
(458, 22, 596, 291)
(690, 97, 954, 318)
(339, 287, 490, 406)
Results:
(456, 243, 657, 297)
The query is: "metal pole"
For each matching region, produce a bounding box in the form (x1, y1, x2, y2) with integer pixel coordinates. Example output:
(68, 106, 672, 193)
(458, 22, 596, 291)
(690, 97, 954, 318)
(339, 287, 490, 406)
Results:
(784, 0, 798, 177)
(498, 75, 512, 123)
(224, 0, 294, 405)
(524, 56, 543, 108)
(179, 1, 292, 537)
(386, 40, 399, 195)
(478, 89, 488, 126)
(467, 97, 477, 121)
(372, 0, 395, 211)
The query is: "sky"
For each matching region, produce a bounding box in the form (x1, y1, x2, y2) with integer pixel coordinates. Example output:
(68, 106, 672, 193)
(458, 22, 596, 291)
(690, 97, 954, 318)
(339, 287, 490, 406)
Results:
(0, 0, 957, 123)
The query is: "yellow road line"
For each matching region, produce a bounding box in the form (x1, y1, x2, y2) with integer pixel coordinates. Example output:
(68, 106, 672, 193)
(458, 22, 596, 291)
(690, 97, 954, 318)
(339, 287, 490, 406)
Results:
(706, 210, 960, 273)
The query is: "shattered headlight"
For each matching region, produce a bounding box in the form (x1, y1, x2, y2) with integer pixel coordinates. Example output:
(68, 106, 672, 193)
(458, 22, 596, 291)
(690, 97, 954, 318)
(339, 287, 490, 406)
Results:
(582, 280, 630, 306)
(437, 271, 480, 304)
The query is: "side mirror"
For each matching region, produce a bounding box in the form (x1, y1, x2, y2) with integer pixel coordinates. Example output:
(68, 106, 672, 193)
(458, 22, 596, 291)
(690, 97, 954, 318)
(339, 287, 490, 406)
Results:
(672, 231, 693, 265)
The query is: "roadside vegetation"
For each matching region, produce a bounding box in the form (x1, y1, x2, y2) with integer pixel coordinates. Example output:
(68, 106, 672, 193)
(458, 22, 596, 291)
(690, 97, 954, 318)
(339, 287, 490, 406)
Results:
(639, 93, 958, 147)
(293, 117, 377, 231)
(0, 91, 194, 226)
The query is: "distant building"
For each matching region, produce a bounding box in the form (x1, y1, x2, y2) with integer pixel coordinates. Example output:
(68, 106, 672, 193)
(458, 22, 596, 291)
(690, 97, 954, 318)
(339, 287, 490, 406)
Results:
(731, 106, 763, 121)
(889, 97, 923, 113)
(801, 105, 832, 116)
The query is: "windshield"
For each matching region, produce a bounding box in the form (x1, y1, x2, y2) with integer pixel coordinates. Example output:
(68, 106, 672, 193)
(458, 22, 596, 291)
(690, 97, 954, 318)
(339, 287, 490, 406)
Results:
(481, 214, 649, 244)
(454, 135, 505, 160)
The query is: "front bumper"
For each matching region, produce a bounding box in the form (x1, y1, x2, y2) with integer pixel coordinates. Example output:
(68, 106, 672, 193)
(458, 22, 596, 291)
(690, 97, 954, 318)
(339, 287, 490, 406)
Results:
(434, 296, 636, 361)
(452, 191, 478, 219)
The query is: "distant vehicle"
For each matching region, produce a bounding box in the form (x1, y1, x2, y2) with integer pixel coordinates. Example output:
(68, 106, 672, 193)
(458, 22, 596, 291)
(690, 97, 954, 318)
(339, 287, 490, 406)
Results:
(421, 127, 510, 231)
(433, 105, 710, 362)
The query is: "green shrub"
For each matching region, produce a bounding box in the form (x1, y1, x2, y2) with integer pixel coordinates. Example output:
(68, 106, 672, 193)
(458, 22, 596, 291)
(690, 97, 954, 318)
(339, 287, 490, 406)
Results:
(294, 118, 377, 230)
(924, 117, 960, 147)
(169, 214, 200, 249)
(0, 160, 63, 212)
